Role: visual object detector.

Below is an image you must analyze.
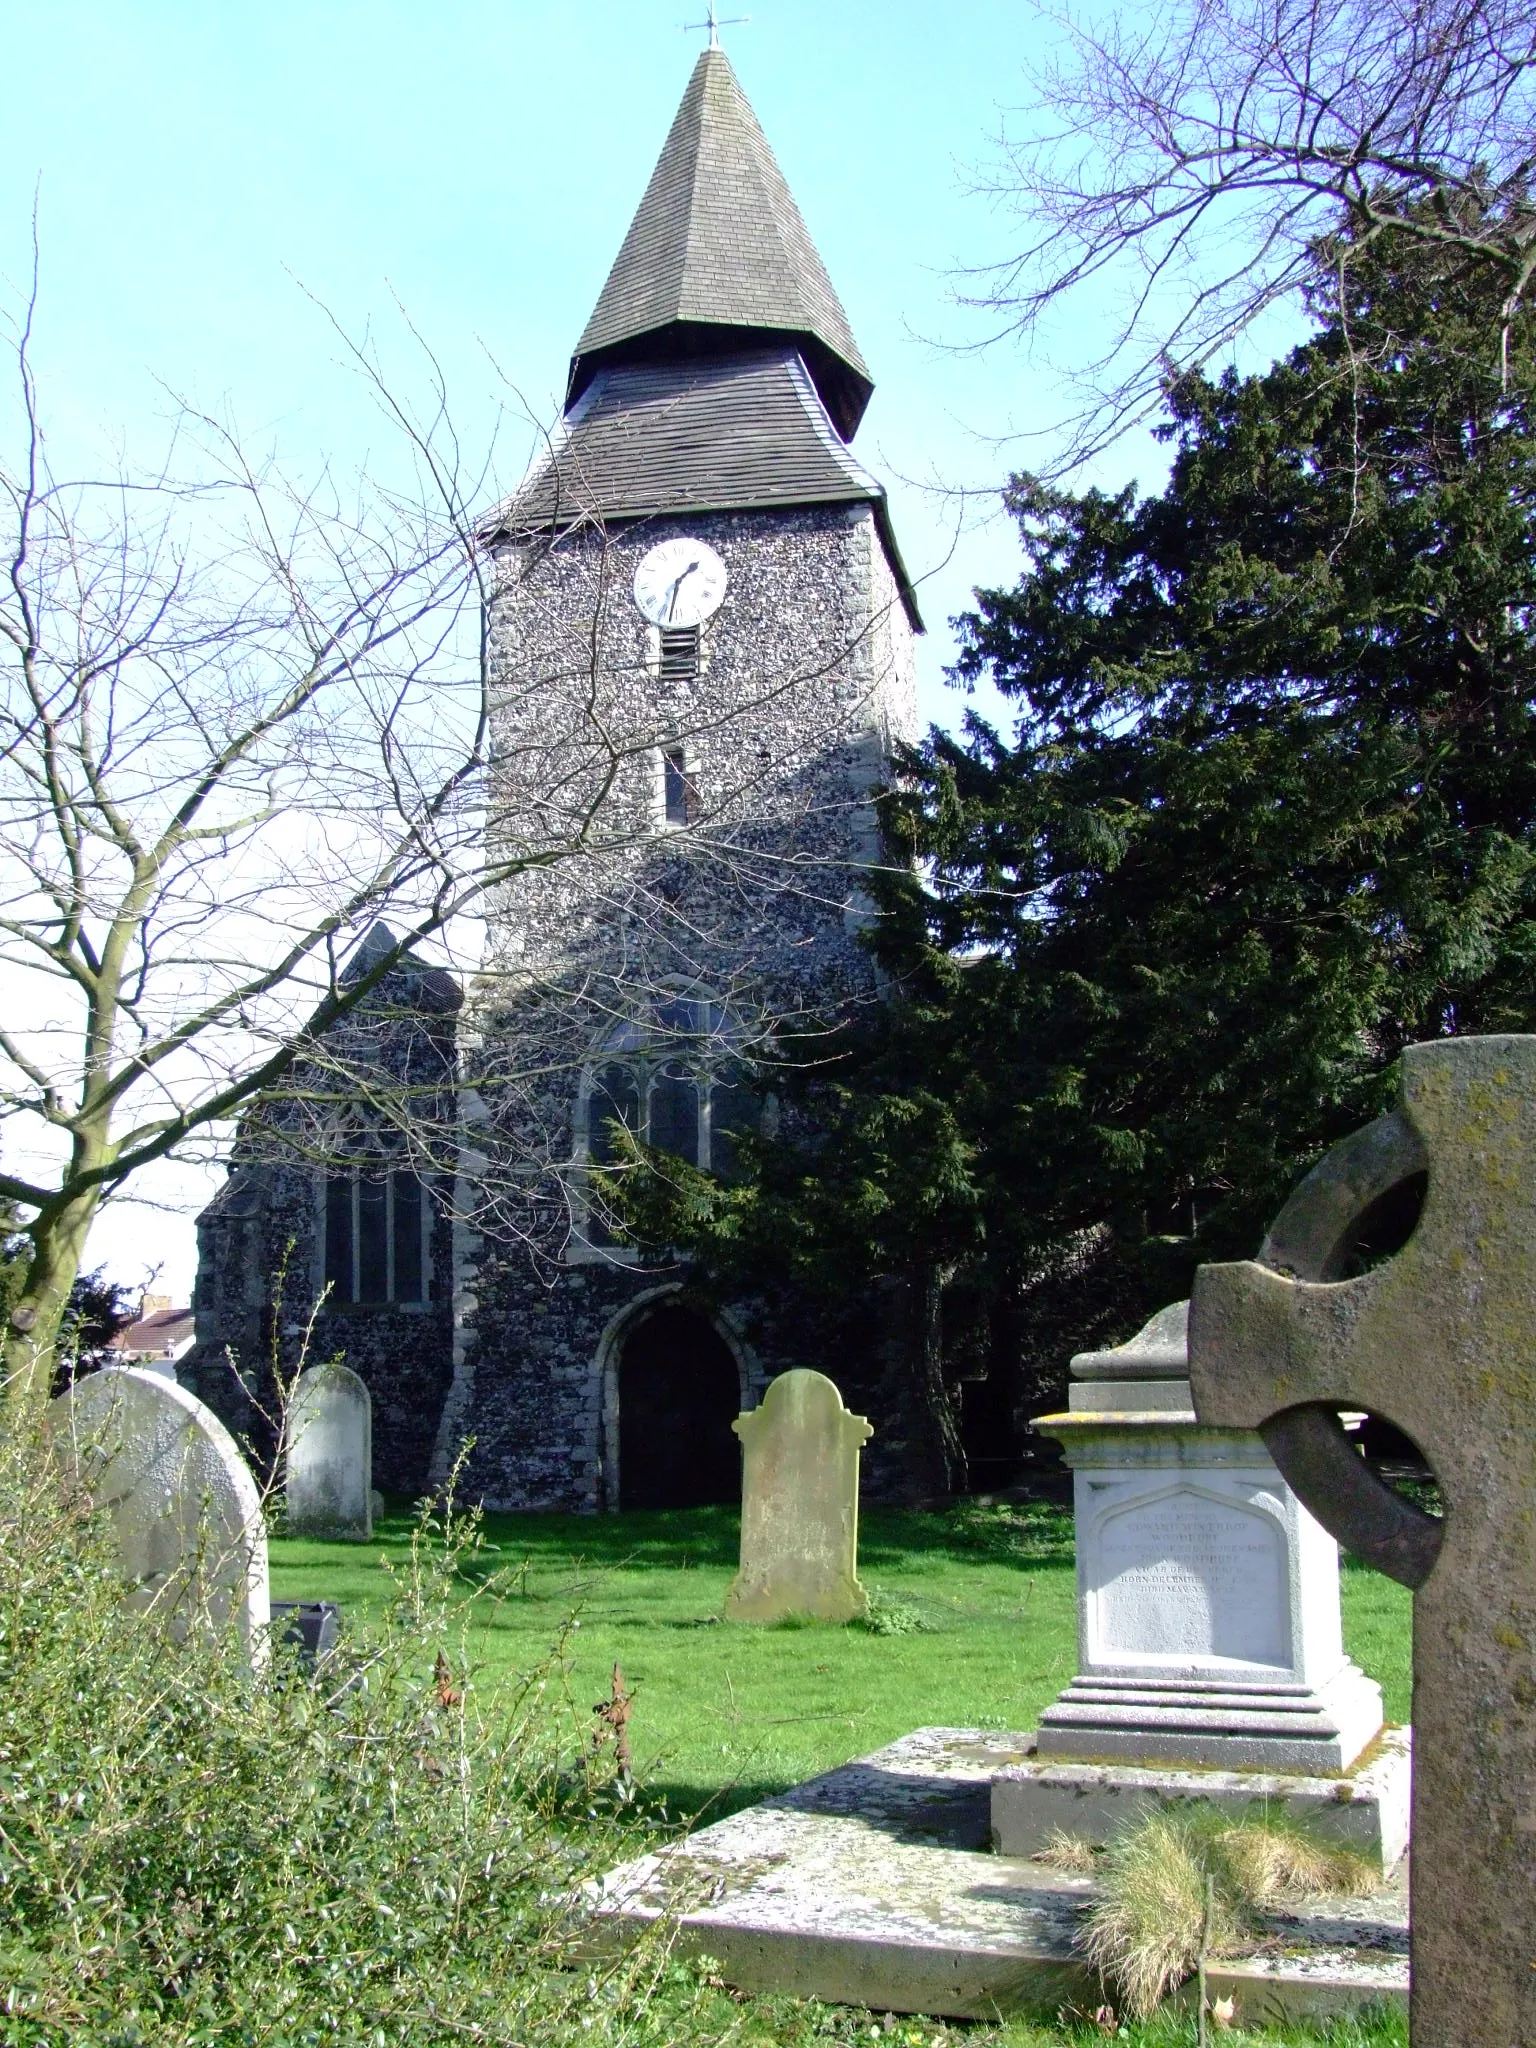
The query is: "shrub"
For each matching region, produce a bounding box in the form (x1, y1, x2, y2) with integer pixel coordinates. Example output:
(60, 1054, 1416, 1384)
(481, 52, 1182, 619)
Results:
(0, 1420, 655, 2045)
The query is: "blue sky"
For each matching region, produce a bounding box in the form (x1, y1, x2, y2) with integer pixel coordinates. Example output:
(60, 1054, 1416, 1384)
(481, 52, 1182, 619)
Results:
(0, 0, 1184, 1297)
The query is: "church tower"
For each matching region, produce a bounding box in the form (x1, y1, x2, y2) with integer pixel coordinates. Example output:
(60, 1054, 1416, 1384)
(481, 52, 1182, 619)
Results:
(433, 47, 923, 1512)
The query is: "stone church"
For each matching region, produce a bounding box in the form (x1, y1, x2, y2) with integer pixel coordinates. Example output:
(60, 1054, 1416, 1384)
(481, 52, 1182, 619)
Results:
(186, 45, 935, 1511)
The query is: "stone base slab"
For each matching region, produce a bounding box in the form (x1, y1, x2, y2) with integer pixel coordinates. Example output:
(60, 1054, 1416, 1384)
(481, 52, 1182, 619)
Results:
(993, 1723, 1411, 1868)
(1035, 1659, 1385, 1773)
(589, 1728, 1409, 2022)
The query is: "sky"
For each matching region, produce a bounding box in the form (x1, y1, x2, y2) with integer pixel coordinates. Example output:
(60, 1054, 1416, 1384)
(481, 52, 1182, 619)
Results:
(0, 0, 1202, 1304)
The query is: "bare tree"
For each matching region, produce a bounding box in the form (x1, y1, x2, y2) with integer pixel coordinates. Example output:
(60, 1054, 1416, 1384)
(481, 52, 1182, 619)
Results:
(0, 270, 919, 1423)
(970, 0, 1536, 460)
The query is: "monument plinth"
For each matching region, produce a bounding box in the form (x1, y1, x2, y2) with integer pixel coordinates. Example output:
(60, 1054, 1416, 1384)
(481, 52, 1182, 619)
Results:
(992, 1302, 1403, 1863)
(1033, 1300, 1383, 1772)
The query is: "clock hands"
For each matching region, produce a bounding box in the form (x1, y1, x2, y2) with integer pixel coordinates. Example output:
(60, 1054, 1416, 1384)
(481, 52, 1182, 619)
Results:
(664, 560, 700, 622)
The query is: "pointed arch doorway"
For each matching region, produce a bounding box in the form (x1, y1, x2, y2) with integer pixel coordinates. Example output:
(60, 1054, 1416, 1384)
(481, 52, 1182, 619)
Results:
(611, 1301, 743, 1510)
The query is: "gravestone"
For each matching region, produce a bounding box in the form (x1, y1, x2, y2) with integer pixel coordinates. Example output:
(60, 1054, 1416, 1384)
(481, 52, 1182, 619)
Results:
(1032, 1300, 1382, 1772)
(1191, 1033, 1536, 2048)
(285, 1361, 372, 1539)
(725, 1370, 872, 1623)
(49, 1366, 270, 1662)
(992, 1302, 1402, 1866)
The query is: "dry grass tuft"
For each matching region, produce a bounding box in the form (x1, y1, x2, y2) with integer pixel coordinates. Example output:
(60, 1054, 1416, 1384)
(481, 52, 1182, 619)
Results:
(1220, 1817, 1376, 1905)
(1081, 1806, 1380, 2018)
(1031, 1828, 1099, 1874)
(1081, 1812, 1242, 2017)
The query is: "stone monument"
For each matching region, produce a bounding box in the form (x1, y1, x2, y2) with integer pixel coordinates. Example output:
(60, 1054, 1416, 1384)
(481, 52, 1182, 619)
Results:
(285, 1361, 373, 1540)
(725, 1370, 872, 1623)
(49, 1366, 270, 1662)
(991, 1301, 1405, 1865)
(1035, 1300, 1382, 1770)
(1191, 1032, 1536, 2048)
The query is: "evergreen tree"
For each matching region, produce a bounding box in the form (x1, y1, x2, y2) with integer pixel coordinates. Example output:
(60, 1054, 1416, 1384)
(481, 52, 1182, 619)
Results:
(622, 203, 1536, 1465)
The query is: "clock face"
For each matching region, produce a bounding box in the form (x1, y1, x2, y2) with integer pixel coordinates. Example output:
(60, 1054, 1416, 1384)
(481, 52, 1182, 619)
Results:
(632, 538, 728, 629)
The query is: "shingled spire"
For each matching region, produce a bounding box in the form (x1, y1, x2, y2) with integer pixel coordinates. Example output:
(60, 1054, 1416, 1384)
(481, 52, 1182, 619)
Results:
(567, 47, 874, 440)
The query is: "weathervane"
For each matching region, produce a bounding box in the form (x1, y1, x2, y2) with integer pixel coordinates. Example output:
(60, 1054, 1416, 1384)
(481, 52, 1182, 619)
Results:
(683, 2, 750, 47)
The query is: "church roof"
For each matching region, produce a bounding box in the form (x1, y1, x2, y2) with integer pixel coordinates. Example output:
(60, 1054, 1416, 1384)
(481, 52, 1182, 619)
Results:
(495, 349, 921, 627)
(568, 48, 873, 440)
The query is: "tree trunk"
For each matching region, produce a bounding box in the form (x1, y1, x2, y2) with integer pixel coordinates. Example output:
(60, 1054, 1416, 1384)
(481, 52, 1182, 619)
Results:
(2, 1191, 100, 1426)
(917, 1265, 967, 1498)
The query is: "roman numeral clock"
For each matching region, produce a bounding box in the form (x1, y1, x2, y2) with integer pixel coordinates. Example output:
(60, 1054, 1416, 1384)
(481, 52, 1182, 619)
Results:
(632, 538, 729, 628)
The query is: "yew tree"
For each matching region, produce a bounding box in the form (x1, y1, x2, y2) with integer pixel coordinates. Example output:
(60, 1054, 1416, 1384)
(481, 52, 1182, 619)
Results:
(627, 202, 1536, 1418)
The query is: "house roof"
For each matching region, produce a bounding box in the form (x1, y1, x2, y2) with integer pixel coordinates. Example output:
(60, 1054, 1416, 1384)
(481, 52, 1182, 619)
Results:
(495, 350, 921, 628)
(112, 1307, 196, 1358)
(568, 48, 873, 440)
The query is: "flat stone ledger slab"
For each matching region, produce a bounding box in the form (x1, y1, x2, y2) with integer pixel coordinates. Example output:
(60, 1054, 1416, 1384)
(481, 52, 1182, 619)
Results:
(1032, 1302, 1382, 1775)
(286, 1361, 373, 1540)
(589, 1729, 1408, 2024)
(49, 1367, 270, 1662)
(726, 1370, 872, 1623)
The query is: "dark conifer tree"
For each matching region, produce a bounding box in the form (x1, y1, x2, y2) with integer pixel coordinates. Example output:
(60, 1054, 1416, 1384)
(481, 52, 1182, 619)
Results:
(619, 203, 1536, 1470)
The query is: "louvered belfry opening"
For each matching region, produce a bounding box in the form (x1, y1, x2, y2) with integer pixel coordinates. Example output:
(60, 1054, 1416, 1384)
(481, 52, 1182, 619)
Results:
(658, 626, 700, 684)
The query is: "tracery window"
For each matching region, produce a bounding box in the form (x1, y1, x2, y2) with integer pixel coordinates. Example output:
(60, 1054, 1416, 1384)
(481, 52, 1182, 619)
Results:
(582, 999, 760, 1244)
(321, 1130, 432, 1305)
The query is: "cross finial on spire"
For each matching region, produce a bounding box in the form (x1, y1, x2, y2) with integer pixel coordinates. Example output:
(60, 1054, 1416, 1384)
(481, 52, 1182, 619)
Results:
(683, 2, 750, 48)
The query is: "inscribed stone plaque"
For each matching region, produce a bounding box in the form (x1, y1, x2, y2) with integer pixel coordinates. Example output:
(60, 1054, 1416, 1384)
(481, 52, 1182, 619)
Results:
(49, 1366, 270, 1662)
(286, 1362, 372, 1539)
(725, 1370, 872, 1624)
(1096, 1489, 1287, 1667)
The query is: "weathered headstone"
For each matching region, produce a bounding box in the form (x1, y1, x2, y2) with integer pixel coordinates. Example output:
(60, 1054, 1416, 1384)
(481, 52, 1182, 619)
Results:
(992, 1301, 1402, 1864)
(49, 1366, 270, 1662)
(285, 1361, 373, 1539)
(725, 1369, 872, 1623)
(1191, 1033, 1536, 2048)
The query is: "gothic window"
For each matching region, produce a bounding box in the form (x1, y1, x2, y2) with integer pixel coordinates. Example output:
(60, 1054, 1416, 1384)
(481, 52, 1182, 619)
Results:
(322, 1134, 431, 1305)
(587, 1064, 640, 1167)
(582, 1001, 760, 1243)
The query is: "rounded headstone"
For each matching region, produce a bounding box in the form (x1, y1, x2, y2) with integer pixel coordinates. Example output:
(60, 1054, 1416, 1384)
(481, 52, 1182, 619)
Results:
(49, 1366, 270, 1661)
(286, 1361, 373, 1540)
(726, 1369, 873, 1624)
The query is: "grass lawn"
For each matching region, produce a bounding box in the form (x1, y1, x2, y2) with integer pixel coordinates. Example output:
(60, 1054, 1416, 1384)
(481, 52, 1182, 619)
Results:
(270, 1498, 1413, 1824)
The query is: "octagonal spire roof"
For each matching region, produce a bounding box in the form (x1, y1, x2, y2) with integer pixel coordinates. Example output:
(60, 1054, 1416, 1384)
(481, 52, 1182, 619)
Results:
(567, 48, 874, 440)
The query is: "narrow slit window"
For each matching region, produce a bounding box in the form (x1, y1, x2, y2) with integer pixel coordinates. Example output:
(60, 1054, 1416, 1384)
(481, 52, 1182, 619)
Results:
(663, 747, 698, 827)
(658, 624, 700, 683)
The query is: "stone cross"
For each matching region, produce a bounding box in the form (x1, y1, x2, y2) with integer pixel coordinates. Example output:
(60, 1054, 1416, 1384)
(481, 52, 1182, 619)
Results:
(1190, 1033, 1536, 2048)
(285, 1361, 373, 1540)
(49, 1366, 270, 1664)
(725, 1369, 872, 1623)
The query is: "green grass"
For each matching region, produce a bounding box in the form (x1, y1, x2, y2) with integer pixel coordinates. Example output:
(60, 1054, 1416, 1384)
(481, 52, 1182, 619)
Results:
(264, 1498, 1413, 2046)
(270, 1498, 1413, 1824)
